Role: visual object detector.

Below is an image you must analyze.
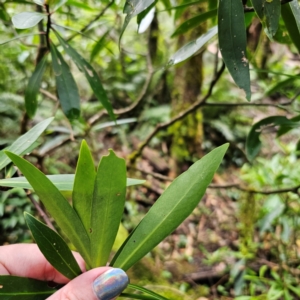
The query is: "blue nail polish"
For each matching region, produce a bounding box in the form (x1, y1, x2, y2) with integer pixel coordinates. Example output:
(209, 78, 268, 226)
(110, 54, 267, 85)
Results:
(93, 269, 129, 300)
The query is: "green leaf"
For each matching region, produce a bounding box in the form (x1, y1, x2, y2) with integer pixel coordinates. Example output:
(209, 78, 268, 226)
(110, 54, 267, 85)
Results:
(0, 117, 53, 171)
(218, 0, 251, 100)
(265, 75, 300, 96)
(137, 3, 156, 33)
(111, 144, 228, 271)
(53, 31, 115, 121)
(161, 0, 207, 12)
(12, 12, 45, 29)
(90, 31, 109, 63)
(66, 0, 94, 11)
(281, 0, 300, 53)
(246, 116, 300, 161)
(0, 276, 55, 299)
(168, 26, 217, 66)
(120, 0, 155, 44)
(251, 0, 281, 39)
(171, 9, 217, 37)
(4, 152, 92, 267)
(0, 33, 43, 45)
(125, 284, 169, 300)
(50, 42, 80, 120)
(73, 140, 96, 235)
(25, 212, 82, 279)
(123, 0, 155, 17)
(277, 114, 300, 137)
(0, 175, 145, 190)
(25, 54, 47, 118)
(90, 150, 127, 267)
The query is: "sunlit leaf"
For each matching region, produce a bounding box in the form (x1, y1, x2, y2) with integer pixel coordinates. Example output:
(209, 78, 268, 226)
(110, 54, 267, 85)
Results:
(246, 116, 300, 161)
(167, 26, 217, 66)
(0, 276, 55, 299)
(4, 152, 92, 267)
(281, 0, 300, 53)
(218, 0, 251, 100)
(111, 144, 228, 270)
(73, 140, 96, 235)
(90, 150, 126, 267)
(12, 12, 45, 29)
(0, 117, 53, 171)
(120, 0, 155, 44)
(171, 9, 217, 37)
(138, 6, 156, 34)
(25, 54, 47, 118)
(34, 0, 44, 5)
(251, 0, 281, 39)
(50, 42, 80, 120)
(53, 31, 115, 121)
(25, 212, 82, 279)
(0, 175, 145, 191)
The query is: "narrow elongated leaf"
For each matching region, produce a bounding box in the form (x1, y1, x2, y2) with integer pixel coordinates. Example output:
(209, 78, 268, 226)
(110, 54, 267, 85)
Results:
(124, 0, 155, 17)
(0, 175, 145, 190)
(218, 0, 251, 100)
(53, 31, 114, 120)
(4, 152, 91, 267)
(171, 9, 217, 37)
(126, 284, 169, 300)
(120, 0, 155, 44)
(25, 54, 47, 118)
(138, 6, 156, 34)
(281, 0, 300, 53)
(120, 294, 159, 300)
(90, 150, 127, 267)
(246, 116, 300, 161)
(73, 140, 96, 235)
(12, 12, 45, 29)
(0, 33, 42, 45)
(90, 31, 109, 62)
(251, 0, 281, 39)
(0, 117, 53, 171)
(162, 0, 207, 12)
(111, 144, 228, 270)
(168, 26, 217, 66)
(50, 42, 80, 120)
(25, 212, 82, 279)
(0, 276, 55, 299)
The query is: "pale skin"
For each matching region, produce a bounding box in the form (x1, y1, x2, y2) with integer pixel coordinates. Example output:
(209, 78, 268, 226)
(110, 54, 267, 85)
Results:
(0, 244, 112, 300)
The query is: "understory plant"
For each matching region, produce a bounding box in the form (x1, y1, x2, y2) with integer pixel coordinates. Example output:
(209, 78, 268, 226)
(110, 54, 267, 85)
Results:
(0, 119, 228, 299)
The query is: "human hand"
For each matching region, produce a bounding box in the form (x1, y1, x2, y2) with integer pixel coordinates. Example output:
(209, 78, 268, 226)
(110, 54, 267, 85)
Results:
(0, 244, 129, 299)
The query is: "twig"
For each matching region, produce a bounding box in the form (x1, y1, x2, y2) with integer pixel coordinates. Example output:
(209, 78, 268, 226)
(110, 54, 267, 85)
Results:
(203, 101, 291, 111)
(129, 166, 174, 182)
(27, 192, 57, 232)
(128, 62, 226, 164)
(208, 183, 300, 195)
(88, 35, 154, 126)
(39, 88, 58, 102)
(131, 167, 300, 195)
(66, 1, 115, 42)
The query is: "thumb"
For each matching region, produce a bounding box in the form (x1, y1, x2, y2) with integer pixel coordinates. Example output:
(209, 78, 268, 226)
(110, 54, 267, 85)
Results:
(47, 267, 129, 300)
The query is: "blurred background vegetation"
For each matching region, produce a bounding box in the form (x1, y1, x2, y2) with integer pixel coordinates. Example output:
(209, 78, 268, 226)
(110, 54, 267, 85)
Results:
(1, 0, 300, 299)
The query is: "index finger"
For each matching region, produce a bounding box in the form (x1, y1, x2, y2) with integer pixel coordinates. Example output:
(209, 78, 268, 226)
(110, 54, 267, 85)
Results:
(0, 244, 85, 284)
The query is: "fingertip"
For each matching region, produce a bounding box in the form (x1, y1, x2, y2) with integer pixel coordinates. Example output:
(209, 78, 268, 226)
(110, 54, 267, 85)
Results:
(93, 268, 129, 300)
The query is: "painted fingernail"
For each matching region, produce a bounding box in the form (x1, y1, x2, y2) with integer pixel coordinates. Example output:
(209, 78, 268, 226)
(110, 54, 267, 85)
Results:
(93, 268, 129, 300)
